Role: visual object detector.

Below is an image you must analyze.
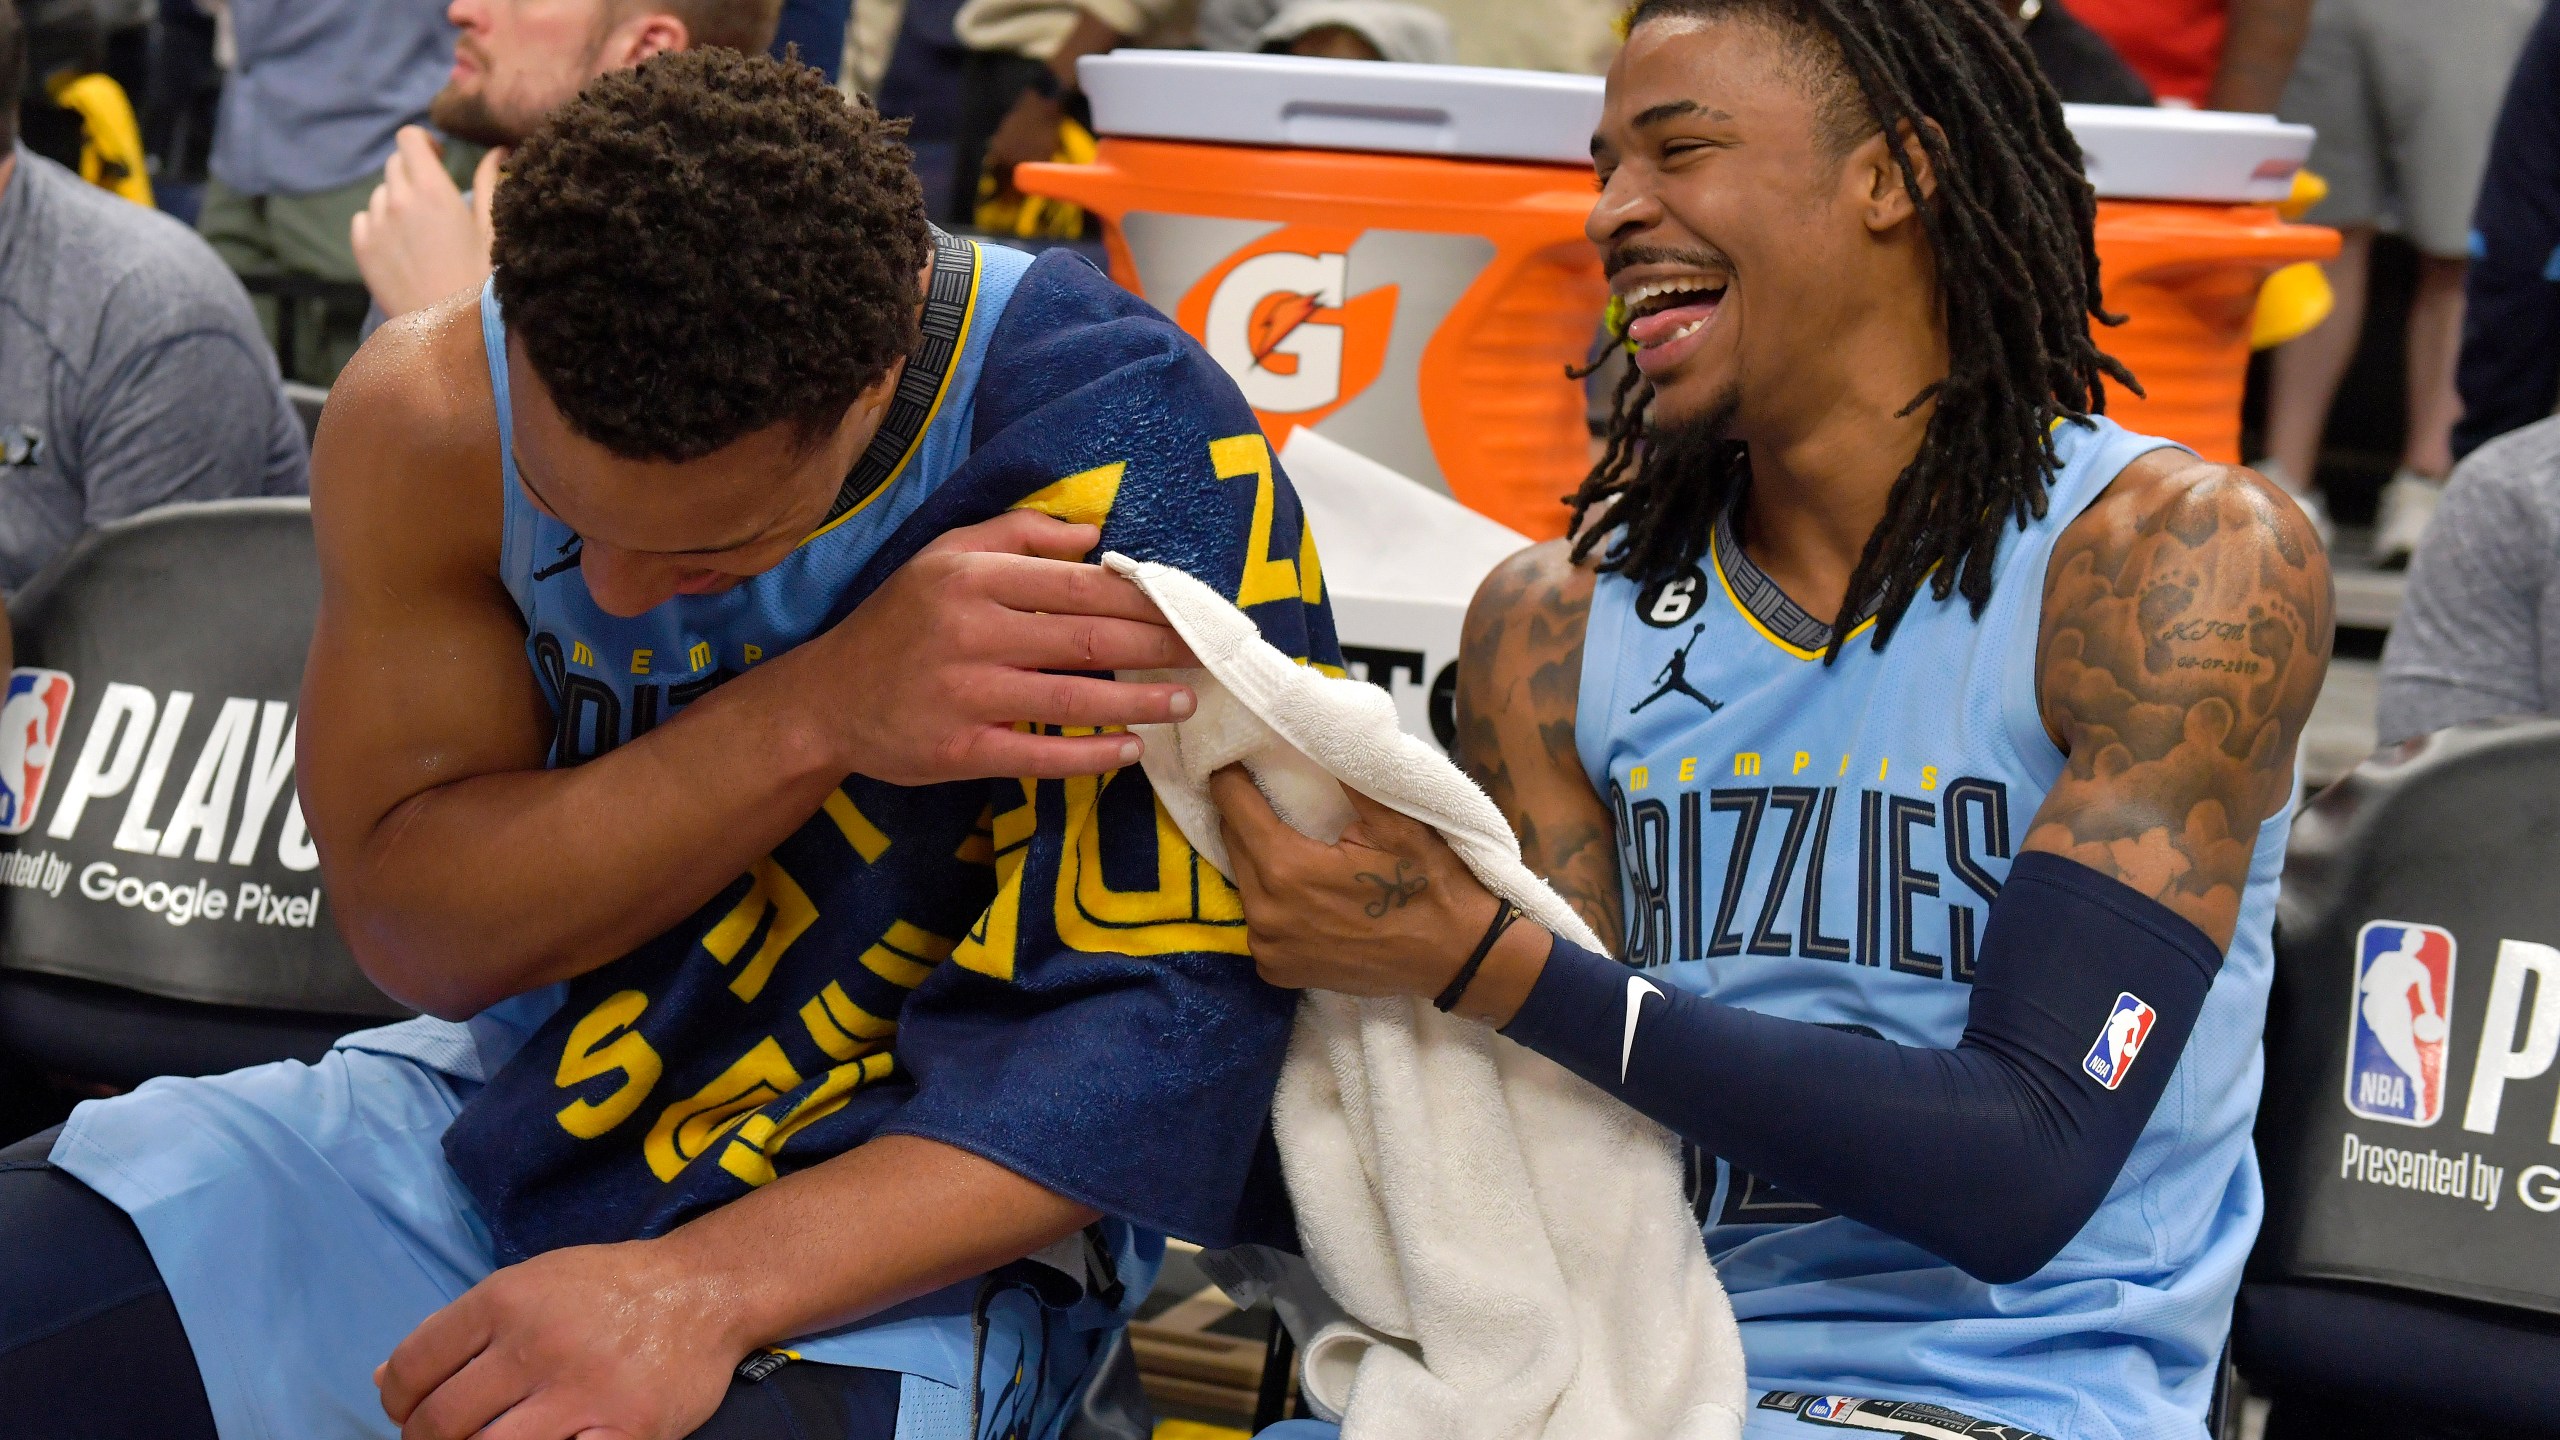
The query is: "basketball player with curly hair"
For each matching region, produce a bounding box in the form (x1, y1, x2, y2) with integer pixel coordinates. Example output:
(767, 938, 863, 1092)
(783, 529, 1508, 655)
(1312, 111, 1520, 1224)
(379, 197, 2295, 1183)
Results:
(0, 49, 1335, 1440)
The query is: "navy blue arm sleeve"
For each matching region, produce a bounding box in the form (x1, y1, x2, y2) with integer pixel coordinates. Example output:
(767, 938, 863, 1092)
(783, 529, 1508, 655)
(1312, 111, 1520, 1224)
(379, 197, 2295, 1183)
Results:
(1500, 852, 2224, 1284)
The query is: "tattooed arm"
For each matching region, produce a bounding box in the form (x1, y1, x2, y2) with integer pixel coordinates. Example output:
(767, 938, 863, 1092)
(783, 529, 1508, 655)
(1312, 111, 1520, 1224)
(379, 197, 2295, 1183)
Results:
(2027, 451, 2335, 949)
(1202, 460, 2322, 1280)
(1454, 539, 1625, 956)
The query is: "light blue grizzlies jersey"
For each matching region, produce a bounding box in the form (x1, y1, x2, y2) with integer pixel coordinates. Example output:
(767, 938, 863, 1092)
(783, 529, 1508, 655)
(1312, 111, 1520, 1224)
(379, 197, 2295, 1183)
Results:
(1575, 418, 2291, 1440)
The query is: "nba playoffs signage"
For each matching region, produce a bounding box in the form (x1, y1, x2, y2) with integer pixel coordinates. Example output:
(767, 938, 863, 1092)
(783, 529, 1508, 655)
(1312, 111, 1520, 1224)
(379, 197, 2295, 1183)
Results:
(0, 663, 367, 1012)
(2, 661, 322, 896)
(2257, 721, 2560, 1313)
(0, 668, 322, 922)
(2266, 913, 2560, 1307)
(2331, 922, 2560, 1207)
(0, 499, 397, 1018)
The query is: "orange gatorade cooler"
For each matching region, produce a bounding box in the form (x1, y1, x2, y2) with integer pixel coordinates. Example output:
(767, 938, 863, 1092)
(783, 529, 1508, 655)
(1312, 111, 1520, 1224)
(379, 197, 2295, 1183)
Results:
(1022, 57, 2336, 538)
(1019, 53, 1608, 538)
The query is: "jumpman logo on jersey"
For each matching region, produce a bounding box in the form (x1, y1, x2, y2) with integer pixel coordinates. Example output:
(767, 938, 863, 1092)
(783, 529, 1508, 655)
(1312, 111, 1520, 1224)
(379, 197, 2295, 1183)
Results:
(1630, 624, 1721, 715)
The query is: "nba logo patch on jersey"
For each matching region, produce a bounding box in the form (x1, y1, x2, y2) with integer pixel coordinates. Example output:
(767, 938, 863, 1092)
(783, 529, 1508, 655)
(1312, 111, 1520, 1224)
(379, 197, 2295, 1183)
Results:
(2082, 992, 2157, 1090)
(0, 668, 73, 835)
(1804, 1397, 1862, 1422)
(2345, 920, 2457, 1127)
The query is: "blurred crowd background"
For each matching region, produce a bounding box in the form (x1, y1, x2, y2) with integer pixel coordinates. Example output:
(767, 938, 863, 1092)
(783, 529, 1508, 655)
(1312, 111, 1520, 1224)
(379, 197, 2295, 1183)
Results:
(14, 0, 2554, 583)
(6, 0, 2560, 810)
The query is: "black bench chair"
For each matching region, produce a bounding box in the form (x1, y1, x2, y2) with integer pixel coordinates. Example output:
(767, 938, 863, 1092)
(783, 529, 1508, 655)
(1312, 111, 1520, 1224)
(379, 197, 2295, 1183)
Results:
(2239, 718, 2560, 1432)
(282, 381, 328, 446)
(0, 498, 405, 1093)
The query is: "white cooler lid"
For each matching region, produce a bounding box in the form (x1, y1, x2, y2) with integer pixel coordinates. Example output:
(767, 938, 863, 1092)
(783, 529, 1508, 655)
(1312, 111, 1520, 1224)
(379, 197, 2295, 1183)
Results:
(1079, 51, 1606, 165)
(2060, 104, 2311, 204)
(1079, 52, 2314, 203)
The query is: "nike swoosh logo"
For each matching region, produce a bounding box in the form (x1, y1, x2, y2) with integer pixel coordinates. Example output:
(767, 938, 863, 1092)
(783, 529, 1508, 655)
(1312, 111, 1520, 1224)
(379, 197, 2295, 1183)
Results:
(1622, 975, 1664, 1084)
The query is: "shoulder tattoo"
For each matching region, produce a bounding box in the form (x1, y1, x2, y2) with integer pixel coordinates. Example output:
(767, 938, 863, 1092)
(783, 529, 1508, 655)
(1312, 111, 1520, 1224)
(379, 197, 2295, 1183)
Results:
(2027, 460, 2334, 945)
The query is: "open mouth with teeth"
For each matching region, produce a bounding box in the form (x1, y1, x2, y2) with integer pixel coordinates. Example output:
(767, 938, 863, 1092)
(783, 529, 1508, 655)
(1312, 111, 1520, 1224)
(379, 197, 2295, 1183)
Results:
(1620, 277, 1730, 362)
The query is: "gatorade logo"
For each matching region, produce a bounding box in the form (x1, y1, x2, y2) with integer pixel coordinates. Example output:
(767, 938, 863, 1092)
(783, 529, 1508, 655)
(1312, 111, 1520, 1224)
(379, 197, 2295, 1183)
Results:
(1207, 252, 1349, 412)
(1183, 228, 1398, 443)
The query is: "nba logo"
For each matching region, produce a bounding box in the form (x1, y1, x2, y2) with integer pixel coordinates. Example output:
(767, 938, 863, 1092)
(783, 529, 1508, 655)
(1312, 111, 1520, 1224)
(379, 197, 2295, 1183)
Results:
(1805, 1398, 1857, 1422)
(2345, 920, 2457, 1127)
(0, 668, 73, 836)
(2082, 992, 2157, 1091)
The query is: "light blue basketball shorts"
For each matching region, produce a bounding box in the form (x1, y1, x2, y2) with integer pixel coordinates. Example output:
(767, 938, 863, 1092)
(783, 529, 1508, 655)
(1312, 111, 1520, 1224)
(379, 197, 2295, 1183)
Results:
(48, 1042, 1126, 1440)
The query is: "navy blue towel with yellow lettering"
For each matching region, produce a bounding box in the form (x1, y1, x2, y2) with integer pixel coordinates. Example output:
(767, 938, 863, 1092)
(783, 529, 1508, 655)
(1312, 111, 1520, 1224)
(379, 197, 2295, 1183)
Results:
(442, 237, 1339, 1264)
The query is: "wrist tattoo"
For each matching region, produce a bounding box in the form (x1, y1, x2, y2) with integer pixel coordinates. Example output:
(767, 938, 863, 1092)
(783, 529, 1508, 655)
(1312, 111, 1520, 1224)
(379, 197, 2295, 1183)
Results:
(1355, 859, 1429, 918)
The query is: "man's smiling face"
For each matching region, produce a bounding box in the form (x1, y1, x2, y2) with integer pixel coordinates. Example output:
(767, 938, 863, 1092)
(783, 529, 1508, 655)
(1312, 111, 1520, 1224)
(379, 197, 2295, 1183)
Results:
(1586, 12, 1888, 434)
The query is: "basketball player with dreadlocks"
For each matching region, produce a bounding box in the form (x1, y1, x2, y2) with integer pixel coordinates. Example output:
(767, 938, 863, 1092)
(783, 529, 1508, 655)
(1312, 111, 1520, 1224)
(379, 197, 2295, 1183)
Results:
(1208, 1, 2332, 1436)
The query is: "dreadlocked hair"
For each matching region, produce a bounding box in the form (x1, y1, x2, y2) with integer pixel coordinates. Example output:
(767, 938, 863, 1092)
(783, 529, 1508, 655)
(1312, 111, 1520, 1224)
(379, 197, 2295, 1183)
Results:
(1570, 0, 2139, 661)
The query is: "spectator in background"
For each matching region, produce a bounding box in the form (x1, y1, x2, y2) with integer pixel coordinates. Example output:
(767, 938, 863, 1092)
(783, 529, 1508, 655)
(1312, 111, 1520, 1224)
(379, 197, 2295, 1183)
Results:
(1197, 0, 1451, 63)
(1395, 0, 1622, 74)
(770, 0, 848, 80)
(196, 0, 458, 384)
(856, 0, 970, 219)
(15, 0, 151, 175)
(954, 0, 1187, 221)
(2257, 0, 2533, 565)
(2453, 0, 2560, 463)
(0, 0, 306, 600)
(351, 0, 784, 321)
(2376, 414, 2560, 744)
(842, 0, 922, 96)
(2070, 0, 2311, 111)
(2007, 0, 2153, 107)
(137, 0, 222, 224)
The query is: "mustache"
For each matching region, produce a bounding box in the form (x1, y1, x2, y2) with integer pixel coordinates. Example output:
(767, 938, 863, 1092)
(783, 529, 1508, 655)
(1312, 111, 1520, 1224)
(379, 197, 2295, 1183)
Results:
(1603, 244, 1729, 281)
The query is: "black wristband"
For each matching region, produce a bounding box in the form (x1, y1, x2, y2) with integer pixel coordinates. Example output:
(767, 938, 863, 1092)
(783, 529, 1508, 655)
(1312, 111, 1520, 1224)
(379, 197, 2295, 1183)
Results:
(1435, 899, 1521, 1013)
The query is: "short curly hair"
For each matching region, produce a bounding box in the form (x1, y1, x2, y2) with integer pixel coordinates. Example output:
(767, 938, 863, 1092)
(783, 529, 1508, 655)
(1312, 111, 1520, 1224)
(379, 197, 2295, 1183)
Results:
(492, 48, 929, 463)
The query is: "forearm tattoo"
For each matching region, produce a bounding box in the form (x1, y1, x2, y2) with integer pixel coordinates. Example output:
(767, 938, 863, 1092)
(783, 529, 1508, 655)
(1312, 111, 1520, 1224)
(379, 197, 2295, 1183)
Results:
(2028, 463, 2334, 946)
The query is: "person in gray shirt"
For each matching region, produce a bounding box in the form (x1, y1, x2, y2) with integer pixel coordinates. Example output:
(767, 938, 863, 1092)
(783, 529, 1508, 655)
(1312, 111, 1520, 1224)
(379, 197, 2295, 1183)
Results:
(2377, 414, 2560, 745)
(0, 0, 306, 623)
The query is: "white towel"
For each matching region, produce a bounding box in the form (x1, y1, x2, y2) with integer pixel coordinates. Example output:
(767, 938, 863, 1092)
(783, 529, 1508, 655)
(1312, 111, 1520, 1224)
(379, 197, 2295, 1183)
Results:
(1105, 552, 1746, 1440)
